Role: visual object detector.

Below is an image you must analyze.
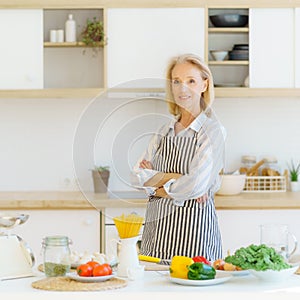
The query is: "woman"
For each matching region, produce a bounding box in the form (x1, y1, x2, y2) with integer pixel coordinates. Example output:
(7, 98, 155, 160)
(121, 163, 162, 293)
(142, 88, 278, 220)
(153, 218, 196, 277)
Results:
(133, 53, 226, 261)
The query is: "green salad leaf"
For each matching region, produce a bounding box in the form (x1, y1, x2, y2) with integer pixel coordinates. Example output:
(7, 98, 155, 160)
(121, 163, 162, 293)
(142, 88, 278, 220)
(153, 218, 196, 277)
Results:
(224, 244, 291, 271)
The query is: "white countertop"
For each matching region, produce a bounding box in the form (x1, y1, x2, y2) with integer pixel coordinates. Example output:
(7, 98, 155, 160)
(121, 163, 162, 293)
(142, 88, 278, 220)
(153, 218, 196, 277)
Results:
(2, 268, 300, 300)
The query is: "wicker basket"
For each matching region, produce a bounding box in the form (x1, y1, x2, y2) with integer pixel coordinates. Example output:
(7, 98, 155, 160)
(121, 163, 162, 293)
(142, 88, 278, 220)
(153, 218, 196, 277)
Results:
(243, 176, 286, 192)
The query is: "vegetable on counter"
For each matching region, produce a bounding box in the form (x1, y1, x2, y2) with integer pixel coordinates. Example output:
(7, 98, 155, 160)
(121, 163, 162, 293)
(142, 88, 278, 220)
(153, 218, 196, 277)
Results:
(192, 256, 211, 265)
(213, 258, 242, 271)
(187, 262, 216, 280)
(77, 260, 112, 277)
(224, 244, 291, 271)
(169, 256, 194, 279)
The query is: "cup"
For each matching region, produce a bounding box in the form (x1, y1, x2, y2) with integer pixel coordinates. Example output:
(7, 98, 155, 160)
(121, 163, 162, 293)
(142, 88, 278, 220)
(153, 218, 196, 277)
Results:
(127, 264, 145, 281)
(50, 30, 57, 42)
(56, 29, 64, 42)
(260, 223, 298, 260)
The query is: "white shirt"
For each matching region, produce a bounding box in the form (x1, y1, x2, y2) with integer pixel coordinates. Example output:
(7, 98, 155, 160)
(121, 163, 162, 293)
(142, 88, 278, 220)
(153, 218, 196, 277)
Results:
(132, 111, 226, 206)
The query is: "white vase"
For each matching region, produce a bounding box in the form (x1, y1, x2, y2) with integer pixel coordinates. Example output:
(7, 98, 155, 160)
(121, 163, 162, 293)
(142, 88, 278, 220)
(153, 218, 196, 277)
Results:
(290, 181, 299, 192)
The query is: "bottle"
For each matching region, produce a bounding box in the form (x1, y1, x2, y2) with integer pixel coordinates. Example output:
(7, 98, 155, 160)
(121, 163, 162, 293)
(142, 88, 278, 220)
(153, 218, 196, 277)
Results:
(65, 14, 76, 42)
(261, 156, 281, 176)
(43, 235, 71, 277)
(240, 155, 256, 174)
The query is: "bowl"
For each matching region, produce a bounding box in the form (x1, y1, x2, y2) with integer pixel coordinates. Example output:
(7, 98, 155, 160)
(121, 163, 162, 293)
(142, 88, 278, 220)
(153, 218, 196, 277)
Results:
(228, 50, 249, 60)
(210, 14, 248, 27)
(210, 50, 228, 61)
(216, 174, 246, 195)
(249, 265, 299, 282)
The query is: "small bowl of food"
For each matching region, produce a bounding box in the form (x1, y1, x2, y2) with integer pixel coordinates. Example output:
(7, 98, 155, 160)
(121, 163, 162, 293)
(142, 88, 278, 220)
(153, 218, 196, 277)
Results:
(210, 50, 228, 61)
(216, 174, 246, 195)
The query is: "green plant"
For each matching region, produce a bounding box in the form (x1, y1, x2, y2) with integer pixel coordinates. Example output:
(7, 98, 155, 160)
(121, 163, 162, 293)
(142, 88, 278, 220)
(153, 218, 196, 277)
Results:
(94, 165, 109, 172)
(287, 160, 300, 182)
(81, 17, 105, 47)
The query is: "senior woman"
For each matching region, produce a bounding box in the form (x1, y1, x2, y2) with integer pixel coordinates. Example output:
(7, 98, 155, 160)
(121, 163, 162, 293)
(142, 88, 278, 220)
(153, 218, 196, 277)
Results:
(133, 53, 226, 261)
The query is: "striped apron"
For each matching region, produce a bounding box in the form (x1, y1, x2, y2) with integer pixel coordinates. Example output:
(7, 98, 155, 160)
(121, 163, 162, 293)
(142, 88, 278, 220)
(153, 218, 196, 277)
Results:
(140, 131, 222, 261)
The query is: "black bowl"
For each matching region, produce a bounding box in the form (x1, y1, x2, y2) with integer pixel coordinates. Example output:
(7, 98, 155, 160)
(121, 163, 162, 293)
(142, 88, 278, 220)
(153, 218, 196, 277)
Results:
(210, 14, 248, 27)
(233, 44, 249, 50)
(229, 50, 249, 60)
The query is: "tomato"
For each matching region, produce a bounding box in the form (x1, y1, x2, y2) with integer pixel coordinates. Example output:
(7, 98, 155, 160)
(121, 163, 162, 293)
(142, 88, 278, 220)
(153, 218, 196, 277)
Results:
(86, 260, 100, 269)
(76, 264, 93, 277)
(192, 256, 211, 265)
(92, 263, 112, 277)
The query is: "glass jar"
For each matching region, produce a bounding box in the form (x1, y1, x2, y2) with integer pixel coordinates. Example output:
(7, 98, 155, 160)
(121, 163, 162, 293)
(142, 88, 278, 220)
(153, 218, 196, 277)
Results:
(240, 155, 256, 174)
(261, 156, 281, 176)
(42, 235, 71, 277)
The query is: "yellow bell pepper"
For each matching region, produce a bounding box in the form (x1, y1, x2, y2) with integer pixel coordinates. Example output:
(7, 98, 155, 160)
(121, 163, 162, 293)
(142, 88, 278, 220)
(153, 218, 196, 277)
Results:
(169, 256, 194, 279)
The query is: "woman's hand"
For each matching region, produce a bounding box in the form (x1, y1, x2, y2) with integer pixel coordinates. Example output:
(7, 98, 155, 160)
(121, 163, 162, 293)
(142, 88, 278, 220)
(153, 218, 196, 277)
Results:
(196, 193, 208, 203)
(139, 159, 153, 169)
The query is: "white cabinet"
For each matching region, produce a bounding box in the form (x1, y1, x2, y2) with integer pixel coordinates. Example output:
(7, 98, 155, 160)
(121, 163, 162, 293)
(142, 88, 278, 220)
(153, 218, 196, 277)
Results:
(4, 209, 100, 265)
(249, 8, 294, 88)
(0, 9, 43, 89)
(295, 8, 300, 88)
(107, 8, 205, 88)
(217, 209, 300, 257)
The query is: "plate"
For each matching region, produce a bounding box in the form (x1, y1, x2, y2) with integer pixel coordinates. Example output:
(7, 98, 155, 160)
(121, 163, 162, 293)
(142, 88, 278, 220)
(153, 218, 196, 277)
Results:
(217, 269, 250, 277)
(66, 272, 116, 283)
(169, 272, 232, 286)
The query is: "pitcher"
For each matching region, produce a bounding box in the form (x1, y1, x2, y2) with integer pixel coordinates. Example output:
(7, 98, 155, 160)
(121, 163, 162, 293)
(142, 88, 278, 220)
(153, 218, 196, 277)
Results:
(260, 223, 298, 260)
(111, 235, 140, 277)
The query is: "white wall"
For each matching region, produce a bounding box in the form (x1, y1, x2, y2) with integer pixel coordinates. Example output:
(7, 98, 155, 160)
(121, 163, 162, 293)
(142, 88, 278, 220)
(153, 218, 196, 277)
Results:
(0, 96, 299, 191)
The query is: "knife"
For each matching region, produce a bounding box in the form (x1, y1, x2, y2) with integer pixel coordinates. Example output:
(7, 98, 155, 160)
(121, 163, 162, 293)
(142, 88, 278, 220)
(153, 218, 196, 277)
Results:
(138, 254, 171, 265)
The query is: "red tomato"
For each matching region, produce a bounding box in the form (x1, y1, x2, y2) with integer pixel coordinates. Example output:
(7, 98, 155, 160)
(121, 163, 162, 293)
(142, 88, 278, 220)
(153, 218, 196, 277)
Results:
(86, 260, 100, 269)
(92, 263, 112, 277)
(76, 264, 93, 277)
(192, 256, 211, 265)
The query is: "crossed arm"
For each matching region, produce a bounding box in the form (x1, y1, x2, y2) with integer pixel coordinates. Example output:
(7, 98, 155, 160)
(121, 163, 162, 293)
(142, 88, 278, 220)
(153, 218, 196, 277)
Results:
(139, 159, 208, 203)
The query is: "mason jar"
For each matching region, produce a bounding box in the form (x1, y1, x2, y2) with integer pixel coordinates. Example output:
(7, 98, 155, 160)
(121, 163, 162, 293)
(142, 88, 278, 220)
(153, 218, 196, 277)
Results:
(42, 235, 71, 277)
(240, 155, 256, 174)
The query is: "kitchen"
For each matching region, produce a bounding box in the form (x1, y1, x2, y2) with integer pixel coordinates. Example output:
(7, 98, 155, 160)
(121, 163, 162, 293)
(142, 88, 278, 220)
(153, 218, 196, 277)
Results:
(1, 0, 300, 298)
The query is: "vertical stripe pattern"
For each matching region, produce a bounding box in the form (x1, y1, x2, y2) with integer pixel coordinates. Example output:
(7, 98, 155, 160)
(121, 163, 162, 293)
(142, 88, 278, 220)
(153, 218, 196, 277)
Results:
(140, 132, 222, 261)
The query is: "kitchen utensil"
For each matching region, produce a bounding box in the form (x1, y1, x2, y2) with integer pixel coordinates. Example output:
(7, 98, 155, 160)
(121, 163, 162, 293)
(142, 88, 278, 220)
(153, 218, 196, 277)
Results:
(111, 235, 140, 277)
(113, 213, 144, 239)
(210, 50, 228, 61)
(216, 174, 246, 195)
(0, 235, 34, 280)
(210, 14, 248, 27)
(138, 254, 171, 265)
(260, 224, 298, 260)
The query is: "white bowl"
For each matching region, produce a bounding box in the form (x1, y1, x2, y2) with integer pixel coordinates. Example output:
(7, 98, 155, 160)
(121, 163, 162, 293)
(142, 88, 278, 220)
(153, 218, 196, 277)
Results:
(210, 50, 228, 61)
(216, 174, 246, 195)
(249, 265, 299, 282)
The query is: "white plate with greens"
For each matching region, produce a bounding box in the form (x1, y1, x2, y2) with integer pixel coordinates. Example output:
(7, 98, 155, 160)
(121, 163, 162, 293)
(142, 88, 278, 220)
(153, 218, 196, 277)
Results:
(169, 272, 232, 286)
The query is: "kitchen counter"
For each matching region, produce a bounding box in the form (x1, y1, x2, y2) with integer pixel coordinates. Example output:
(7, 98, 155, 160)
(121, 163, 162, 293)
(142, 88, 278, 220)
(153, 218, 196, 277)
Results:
(2, 269, 300, 300)
(0, 190, 300, 210)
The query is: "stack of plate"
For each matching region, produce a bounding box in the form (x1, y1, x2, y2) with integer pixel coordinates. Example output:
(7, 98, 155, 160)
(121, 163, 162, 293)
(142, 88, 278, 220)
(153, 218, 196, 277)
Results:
(229, 44, 249, 60)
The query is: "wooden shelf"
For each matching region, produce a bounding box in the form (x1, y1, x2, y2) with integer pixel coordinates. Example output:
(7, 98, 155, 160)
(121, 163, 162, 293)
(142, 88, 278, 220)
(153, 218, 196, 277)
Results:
(209, 60, 249, 65)
(44, 41, 105, 47)
(208, 27, 249, 33)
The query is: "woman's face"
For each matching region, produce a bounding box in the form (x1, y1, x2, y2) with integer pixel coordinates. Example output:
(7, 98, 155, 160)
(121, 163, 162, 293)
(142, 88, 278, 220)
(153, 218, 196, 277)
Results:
(171, 62, 208, 115)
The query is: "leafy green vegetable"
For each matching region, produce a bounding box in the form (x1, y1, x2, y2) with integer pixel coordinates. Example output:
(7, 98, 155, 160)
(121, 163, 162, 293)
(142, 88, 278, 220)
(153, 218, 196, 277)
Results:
(224, 244, 292, 271)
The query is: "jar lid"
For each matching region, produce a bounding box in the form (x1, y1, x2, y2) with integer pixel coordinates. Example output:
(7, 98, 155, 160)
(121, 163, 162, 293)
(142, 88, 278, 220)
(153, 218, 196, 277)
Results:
(43, 235, 70, 246)
(241, 155, 256, 163)
(263, 156, 278, 163)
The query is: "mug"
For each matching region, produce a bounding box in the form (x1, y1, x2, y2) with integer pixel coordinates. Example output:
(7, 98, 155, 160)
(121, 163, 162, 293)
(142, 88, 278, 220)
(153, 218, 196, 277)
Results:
(127, 264, 145, 281)
(260, 223, 298, 260)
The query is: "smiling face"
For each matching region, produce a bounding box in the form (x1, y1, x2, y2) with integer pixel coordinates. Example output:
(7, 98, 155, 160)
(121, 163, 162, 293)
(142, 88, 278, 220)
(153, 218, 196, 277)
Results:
(171, 62, 208, 116)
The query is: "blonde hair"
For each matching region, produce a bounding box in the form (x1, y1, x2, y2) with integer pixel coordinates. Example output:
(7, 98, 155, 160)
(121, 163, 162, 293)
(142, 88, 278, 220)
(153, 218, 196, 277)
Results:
(165, 53, 214, 116)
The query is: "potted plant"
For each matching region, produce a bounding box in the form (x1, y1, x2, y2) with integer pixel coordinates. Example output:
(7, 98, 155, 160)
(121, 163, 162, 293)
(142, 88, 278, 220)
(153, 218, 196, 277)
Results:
(81, 17, 106, 55)
(287, 160, 300, 192)
(91, 166, 110, 193)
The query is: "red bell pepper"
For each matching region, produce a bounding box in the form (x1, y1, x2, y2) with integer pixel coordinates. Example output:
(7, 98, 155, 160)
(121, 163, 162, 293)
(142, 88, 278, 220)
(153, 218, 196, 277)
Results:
(192, 256, 211, 265)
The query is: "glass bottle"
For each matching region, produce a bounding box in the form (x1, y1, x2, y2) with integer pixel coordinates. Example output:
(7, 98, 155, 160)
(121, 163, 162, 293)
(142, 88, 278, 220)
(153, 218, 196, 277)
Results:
(43, 235, 71, 277)
(240, 155, 256, 174)
(261, 156, 281, 176)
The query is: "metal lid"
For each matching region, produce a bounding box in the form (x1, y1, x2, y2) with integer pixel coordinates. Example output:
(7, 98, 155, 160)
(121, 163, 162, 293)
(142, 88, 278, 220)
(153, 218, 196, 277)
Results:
(263, 156, 278, 163)
(241, 155, 256, 163)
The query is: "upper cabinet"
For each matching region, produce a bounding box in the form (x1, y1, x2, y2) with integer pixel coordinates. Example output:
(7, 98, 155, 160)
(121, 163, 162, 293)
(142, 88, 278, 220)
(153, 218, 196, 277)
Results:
(106, 8, 205, 89)
(249, 8, 294, 88)
(207, 8, 249, 88)
(0, 9, 43, 89)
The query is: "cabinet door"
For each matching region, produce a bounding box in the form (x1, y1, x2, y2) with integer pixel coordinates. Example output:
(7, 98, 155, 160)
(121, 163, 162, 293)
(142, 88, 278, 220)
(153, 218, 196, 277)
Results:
(6, 209, 100, 265)
(0, 10, 43, 89)
(249, 8, 294, 88)
(107, 8, 205, 88)
(296, 8, 300, 88)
